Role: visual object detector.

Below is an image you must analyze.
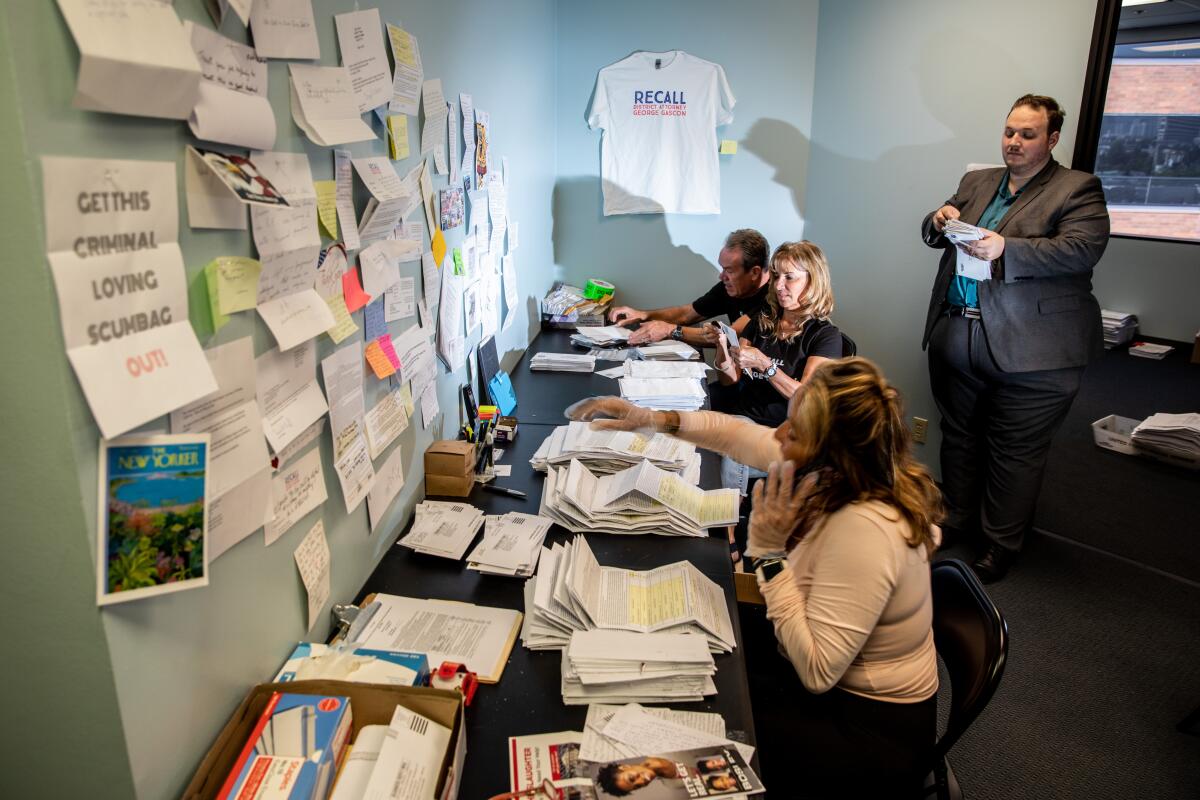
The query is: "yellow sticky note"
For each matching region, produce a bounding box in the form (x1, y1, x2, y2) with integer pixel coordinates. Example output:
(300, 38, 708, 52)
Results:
(387, 115, 410, 161)
(204, 261, 229, 332)
(325, 294, 359, 344)
(719, 139, 738, 155)
(431, 227, 447, 267)
(398, 382, 415, 416)
(364, 340, 397, 379)
(314, 180, 338, 239)
(387, 24, 418, 68)
(212, 256, 262, 316)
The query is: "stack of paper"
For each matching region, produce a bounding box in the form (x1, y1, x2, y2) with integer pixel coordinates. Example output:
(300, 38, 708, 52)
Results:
(570, 325, 631, 347)
(396, 500, 485, 559)
(466, 512, 554, 577)
(530, 352, 597, 372)
(539, 459, 738, 537)
(943, 218, 992, 281)
(580, 703, 747, 764)
(561, 630, 717, 705)
(1101, 309, 1138, 349)
(520, 535, 736, 656)
(531, 422, 701, 483)
(1129, 341, 1174, 360)
(619, 377, 707, 411)
(636, 341, 700, 361)
(624, 360, 711, 379)
(1131, 413, 1200, 461)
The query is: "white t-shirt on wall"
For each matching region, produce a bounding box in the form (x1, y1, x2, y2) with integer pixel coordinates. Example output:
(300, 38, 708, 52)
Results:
(587, 50, 735, 216)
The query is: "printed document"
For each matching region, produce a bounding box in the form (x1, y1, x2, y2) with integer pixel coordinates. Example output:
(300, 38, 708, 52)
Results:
(334, 8, 392, 113)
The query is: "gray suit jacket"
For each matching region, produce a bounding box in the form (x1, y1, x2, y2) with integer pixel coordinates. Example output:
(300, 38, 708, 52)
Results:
(920, 159, 1110, 373)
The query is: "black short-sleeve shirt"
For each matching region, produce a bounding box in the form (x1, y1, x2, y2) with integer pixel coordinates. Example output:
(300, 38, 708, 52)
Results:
(690, 281, 769, 323)
(710, 316, 843, 427)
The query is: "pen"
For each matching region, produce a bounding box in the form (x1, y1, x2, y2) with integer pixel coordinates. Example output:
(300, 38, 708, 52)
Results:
(482, 484, 527, 499)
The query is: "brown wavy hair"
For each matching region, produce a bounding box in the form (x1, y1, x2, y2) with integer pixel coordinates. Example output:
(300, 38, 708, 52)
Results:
(757, 241, 835, 342)
(782, 357, 942, 553)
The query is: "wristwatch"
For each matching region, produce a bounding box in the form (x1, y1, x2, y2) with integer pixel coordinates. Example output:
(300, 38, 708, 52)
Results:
(659, 410, 681, 435)
(670, 325, 685, 341)
(753, 555, 787, 583)
(763, 364, 778, 379)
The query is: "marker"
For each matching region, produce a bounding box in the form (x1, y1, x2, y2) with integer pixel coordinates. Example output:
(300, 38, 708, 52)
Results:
(482, 484, 526, 499)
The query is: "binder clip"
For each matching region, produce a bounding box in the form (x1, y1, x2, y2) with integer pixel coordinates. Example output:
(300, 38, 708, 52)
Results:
(431, 661, 478, 706)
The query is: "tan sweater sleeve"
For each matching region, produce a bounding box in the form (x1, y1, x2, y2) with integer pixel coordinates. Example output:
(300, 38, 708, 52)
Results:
(759, 509, 900, 693)
(674, 411, 783, 471)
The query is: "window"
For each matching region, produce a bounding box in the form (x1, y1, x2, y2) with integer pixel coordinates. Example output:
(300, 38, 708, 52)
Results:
(1075, 2, 1200, 244)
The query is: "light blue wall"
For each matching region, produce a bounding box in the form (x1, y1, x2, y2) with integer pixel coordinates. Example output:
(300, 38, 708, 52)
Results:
(554, 0, 822, 312)
(0, 1, 556, 798)
(801, 0, 1102, 475)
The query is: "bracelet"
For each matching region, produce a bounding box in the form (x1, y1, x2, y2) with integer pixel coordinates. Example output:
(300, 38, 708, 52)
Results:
(659, 410, 681, 435)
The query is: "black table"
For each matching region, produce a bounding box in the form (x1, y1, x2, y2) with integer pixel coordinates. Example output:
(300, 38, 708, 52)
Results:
(355, 330, 756, 799)
(504, 328, 631, 423)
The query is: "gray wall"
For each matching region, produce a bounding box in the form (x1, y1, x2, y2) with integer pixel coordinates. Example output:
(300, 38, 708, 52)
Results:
(1093, 237, 1199, 343)
(553, 0, 822, 312)
(0, 1, 557, 798)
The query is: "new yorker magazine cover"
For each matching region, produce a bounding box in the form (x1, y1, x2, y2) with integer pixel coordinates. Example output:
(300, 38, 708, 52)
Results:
(96, 434, 211, 606)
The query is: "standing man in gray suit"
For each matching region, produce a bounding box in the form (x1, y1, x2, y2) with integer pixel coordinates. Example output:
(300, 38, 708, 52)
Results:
(920, 94, 1110, 582)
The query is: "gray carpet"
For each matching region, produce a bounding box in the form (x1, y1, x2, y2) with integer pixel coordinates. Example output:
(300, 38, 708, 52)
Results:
(740, 533, 1200, 798)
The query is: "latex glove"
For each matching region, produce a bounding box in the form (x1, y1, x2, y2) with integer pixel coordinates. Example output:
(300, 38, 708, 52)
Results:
(609, 305, 647, 328)
(697, 323, 719, 346)
(714, 331, 739, 382)
(746, 460, 812, 558)
(733, 340, 773, 373)
(628, 320, 674, 345)
(932, 204, 960, 232)
(565, 396, 658, 432)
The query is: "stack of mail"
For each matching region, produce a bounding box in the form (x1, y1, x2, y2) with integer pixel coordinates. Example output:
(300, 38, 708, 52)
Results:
(529, 352, 597, 372)
(520, 535, 736, 655)
(943, 218, 992, 281)
(561, 629, 717, 705)
(1101, 309, 1138, 349)
(531, 422, 701, 482)
(636, 341, 700, 361)
(624, 360, 711, 379)
(619, 376, 707, 410)
(397, 500, 485, 560)
(570, 325, 631, 348)
(466, 512, 554, 577)
(1131, 413, 1200, 462)
(1129, 341, 1174, 360)
(580, 704, 752, 764)
(539, 459, 738, 537)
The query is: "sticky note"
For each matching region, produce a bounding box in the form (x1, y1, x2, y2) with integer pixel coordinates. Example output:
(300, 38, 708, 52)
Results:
(364, 339, 397, 378)
(719, 139, 738, 155)
(431, 227, 447, 267)
(398, 382, 415, 416)
(452, 248, 464, 276)
(314, 180, 338, 239)
(342, 268, 372, 312)
(378, 335, 401, 370)
(387, 115, 410, 160)
(212, 256, 262, 315)
(325, 294, 359, 344)
(204, 260, 229, 332)
(364, 297, 387, 340)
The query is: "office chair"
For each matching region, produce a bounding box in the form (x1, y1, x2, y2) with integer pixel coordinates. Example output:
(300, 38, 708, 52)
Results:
(840, 332, 857, 357)
(923, 558, 1009, 800)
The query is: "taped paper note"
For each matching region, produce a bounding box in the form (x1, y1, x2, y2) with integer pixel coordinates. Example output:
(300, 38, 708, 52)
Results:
(251, 0, 319, 60)
(185, 22, 275, 150)
(264, 447, 327, 546)
(334, 8, 392, 114)
(289, 64, 375, 147)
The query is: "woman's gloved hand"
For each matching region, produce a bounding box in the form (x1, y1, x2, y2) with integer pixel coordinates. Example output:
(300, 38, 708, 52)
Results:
(564, 396, 658, 432)
(747, 460, 815, 558)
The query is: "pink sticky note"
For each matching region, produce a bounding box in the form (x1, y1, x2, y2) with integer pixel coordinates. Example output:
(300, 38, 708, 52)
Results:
(342, 267, 372, 313)
(364, 340, 397, 379)
(378, 335, 401, 370)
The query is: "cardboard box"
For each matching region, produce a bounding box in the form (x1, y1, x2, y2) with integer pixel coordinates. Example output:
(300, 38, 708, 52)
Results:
(425, 440, 476, 497)
(1092, 415, 1200, 470)
(184, 681, 466, 800)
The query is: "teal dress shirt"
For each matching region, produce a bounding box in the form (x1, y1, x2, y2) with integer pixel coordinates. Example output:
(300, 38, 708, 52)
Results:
(947, 172, 1022, 308)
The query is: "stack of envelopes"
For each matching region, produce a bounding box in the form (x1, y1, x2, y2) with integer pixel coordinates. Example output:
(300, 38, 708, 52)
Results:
(466, 512, 554, 577)
(531, 422, 701, 483)
(529, 352, 597, 372)
(618, 376, 707, 410)
(561, 629, 717, 705)
(539, 459, 738, 537)
(635, 341, 700, 361)
(396, 500, 485, 560)
(569, 325, 631, 348)
(520, 535, 736, 657)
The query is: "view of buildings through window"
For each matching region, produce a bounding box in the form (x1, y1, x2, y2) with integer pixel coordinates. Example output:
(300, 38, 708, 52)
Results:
(1095, 37, 1200, 242)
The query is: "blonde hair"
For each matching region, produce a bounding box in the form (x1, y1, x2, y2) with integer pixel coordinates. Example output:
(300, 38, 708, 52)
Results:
(758, 241, 835, 341)
(783, 357, 942, 553)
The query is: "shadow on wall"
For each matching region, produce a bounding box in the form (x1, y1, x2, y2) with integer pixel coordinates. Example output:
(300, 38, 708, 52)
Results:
(551, 177, 721, 311)
(743, 118, 812, 222)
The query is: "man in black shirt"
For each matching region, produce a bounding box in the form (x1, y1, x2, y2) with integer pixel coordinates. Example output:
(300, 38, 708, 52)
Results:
(608, 229, 770, 346)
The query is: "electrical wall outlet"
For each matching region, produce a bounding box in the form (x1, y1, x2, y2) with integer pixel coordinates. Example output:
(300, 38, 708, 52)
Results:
(912, 417, 928, 444)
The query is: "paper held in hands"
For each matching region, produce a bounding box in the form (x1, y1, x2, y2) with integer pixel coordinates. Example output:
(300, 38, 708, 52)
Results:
(944, 219, 992, 281)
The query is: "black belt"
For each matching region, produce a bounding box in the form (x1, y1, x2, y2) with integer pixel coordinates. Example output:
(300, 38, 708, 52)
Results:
(946, 305, 981, 319)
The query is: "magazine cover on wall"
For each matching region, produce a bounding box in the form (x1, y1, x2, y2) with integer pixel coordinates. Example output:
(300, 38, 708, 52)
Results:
(96, 433, 211, 606)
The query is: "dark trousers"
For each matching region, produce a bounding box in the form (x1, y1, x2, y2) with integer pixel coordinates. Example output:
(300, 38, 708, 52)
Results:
(928, 314, 1083, 552)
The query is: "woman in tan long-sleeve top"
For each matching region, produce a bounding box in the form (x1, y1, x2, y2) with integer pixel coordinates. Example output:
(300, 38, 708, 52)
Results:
(568, 357, 943, 795)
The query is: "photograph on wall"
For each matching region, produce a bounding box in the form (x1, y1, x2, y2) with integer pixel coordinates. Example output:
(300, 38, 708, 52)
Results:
(189, 145, 291, 207)
(440, 187, 464, 230)
(96, 434, 211, 606)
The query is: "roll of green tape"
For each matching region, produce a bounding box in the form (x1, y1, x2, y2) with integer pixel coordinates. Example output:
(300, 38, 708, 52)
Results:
(583, 278, 615, 300)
